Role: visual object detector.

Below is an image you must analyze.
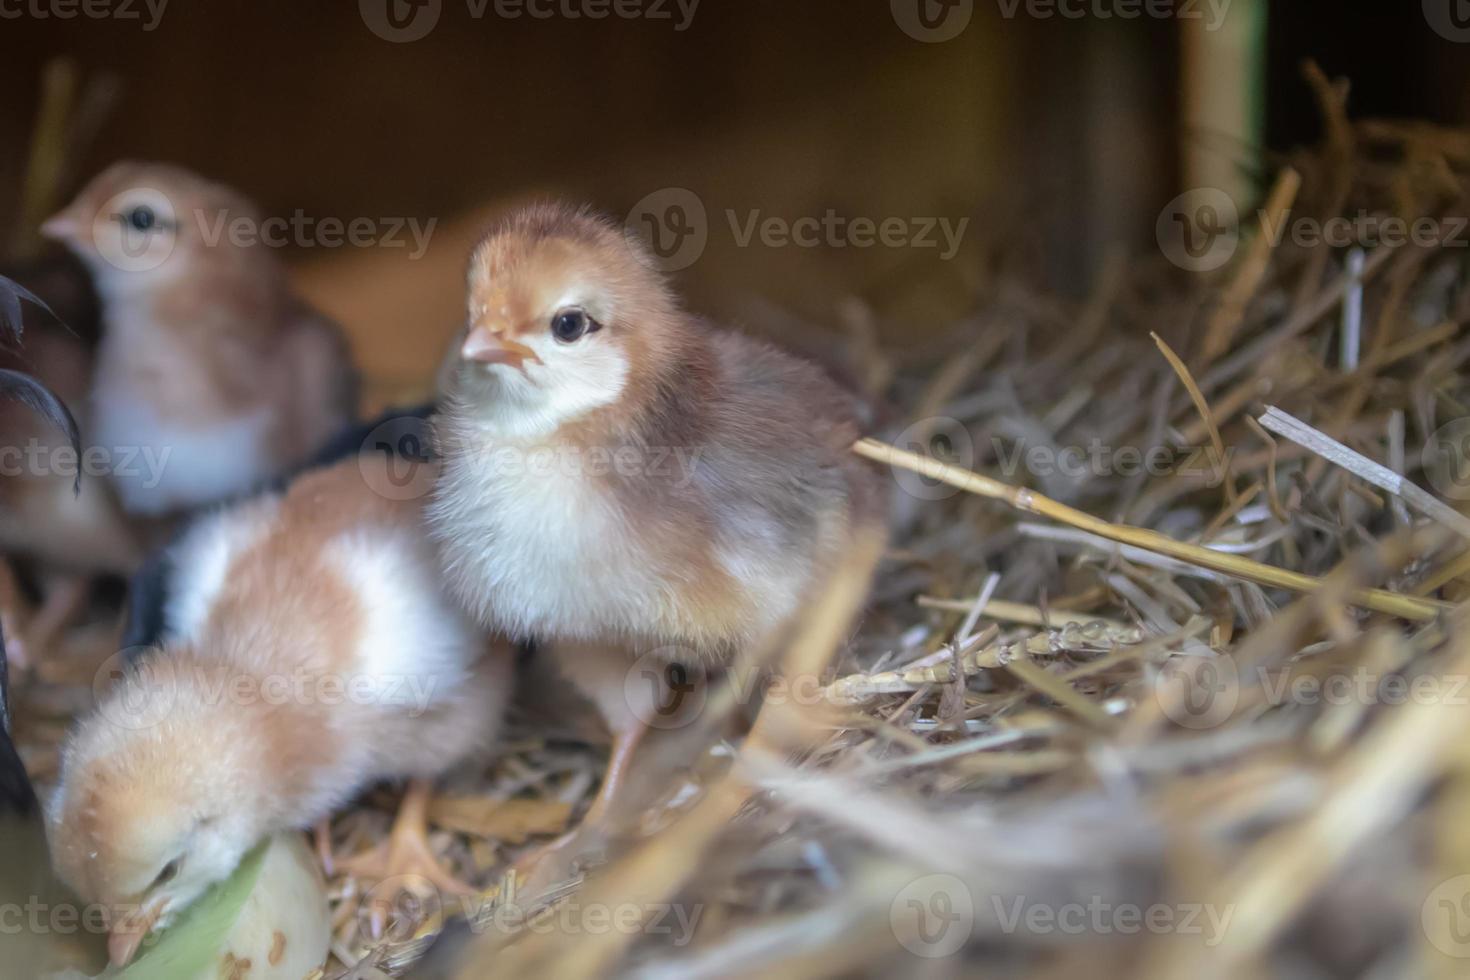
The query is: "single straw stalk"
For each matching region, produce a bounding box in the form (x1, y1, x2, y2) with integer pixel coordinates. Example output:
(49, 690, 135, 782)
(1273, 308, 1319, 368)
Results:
(852, 438, 1444, 621)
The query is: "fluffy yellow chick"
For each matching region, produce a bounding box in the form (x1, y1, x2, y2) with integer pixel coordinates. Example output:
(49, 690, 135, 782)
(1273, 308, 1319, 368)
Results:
(42, 162, 357, 516)
(46, 454, 512, 966)
(430, 203, 889, 866)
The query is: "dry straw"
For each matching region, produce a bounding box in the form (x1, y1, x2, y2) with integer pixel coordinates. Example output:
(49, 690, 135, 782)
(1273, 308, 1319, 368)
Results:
(15, 65, 1470, 980)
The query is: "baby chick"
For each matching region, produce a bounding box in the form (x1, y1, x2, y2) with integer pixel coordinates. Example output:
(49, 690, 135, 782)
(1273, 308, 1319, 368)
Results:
(430, 203, 888, 848)
(48, 453, 512, 966)
(42, 162, 358, 517)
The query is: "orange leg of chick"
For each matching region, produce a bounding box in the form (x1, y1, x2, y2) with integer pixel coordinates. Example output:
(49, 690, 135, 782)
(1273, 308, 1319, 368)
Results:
(23, 574, 89, 669)
(514, 719, 649, 887)
(340, 779, 476, 897)
(313, 816, 335, 876)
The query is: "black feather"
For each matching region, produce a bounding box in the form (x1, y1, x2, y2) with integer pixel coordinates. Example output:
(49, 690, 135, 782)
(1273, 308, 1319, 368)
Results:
(120, 544, 178, 655)
(0, 368, 81, 483)
(0, 276, 83, 489)
(0, 274, 60, 343)
(301, 400, 436, 473)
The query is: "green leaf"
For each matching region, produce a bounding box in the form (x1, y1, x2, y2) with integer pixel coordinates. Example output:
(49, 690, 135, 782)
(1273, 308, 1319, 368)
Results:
(103, 841, 269, 980)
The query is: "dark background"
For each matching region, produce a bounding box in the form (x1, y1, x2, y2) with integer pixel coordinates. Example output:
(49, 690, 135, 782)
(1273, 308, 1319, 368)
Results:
(0, 0, 1464, 394)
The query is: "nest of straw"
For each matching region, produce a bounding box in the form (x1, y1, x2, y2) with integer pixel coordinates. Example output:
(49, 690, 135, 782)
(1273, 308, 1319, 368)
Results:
(16, 70, 1470, 980)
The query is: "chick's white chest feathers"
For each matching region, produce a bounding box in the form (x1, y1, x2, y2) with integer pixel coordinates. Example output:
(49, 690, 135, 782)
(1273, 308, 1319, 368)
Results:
(429, 424, 817, 655)
(93, 302, 276, 514)
(94, 379, 273, 515)
(430, 436, 668, 646)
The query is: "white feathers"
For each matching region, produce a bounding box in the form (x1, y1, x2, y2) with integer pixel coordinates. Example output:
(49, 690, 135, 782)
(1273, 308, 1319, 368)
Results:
(162, 495, 281, 643)
(430, 425, 663, 643)
(323, 527, 483, 704)
(91, 333, 277, 515)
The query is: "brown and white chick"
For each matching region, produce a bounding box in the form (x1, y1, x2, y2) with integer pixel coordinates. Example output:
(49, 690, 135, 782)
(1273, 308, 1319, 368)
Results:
(42, 162, 357, 517)
(47, 454, 512, 966)
(430, 203, 888, 847)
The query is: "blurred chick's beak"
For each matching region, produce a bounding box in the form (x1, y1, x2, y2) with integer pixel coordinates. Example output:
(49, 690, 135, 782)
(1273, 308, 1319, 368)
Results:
(39, 212, 79, 241)
(461, 326, 540, 370)
(108, 899, 164, 967)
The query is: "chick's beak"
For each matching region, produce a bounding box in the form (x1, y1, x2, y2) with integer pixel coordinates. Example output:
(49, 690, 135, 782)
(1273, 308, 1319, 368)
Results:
(461, 325, 541, 371)
(108, 897, 166, 967)
(39, 211, 79, 241)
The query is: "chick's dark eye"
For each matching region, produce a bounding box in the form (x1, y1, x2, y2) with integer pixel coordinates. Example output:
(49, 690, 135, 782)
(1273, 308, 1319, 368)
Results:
(152, 858, 181, 888)
(551, 309, 599, 343)
(126, 206, 156, 232)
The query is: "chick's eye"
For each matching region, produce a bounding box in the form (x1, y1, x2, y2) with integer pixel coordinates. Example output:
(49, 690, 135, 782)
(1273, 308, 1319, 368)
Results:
(152, 858, 181, 888)
(126, 206, 156, 232)
(551, 309, 599, 343)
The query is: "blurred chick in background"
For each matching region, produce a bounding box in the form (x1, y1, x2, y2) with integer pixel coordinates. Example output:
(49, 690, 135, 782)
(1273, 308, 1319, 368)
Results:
(47, 453, 512, 967)
(41, 162, 358, 517)
(0, 264, 141, 671)
(431, 203, 888, 857)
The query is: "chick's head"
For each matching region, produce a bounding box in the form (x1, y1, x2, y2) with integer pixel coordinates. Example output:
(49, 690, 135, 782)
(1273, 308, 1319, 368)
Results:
(46, 649, 271, 963)
(41, 161, 272, 301)
(451, 202, 687, 438)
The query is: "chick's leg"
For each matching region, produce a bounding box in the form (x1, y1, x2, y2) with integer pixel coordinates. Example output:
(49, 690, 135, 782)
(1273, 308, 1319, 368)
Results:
(24, 574, 89, 668)
(513, 716, 650, 893)
(580, 718, 649, 830)
(341, 779, 476, 897)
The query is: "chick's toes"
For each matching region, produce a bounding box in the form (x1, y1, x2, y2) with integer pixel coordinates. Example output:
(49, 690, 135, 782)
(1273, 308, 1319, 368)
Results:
(341, 779, 478, 902)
